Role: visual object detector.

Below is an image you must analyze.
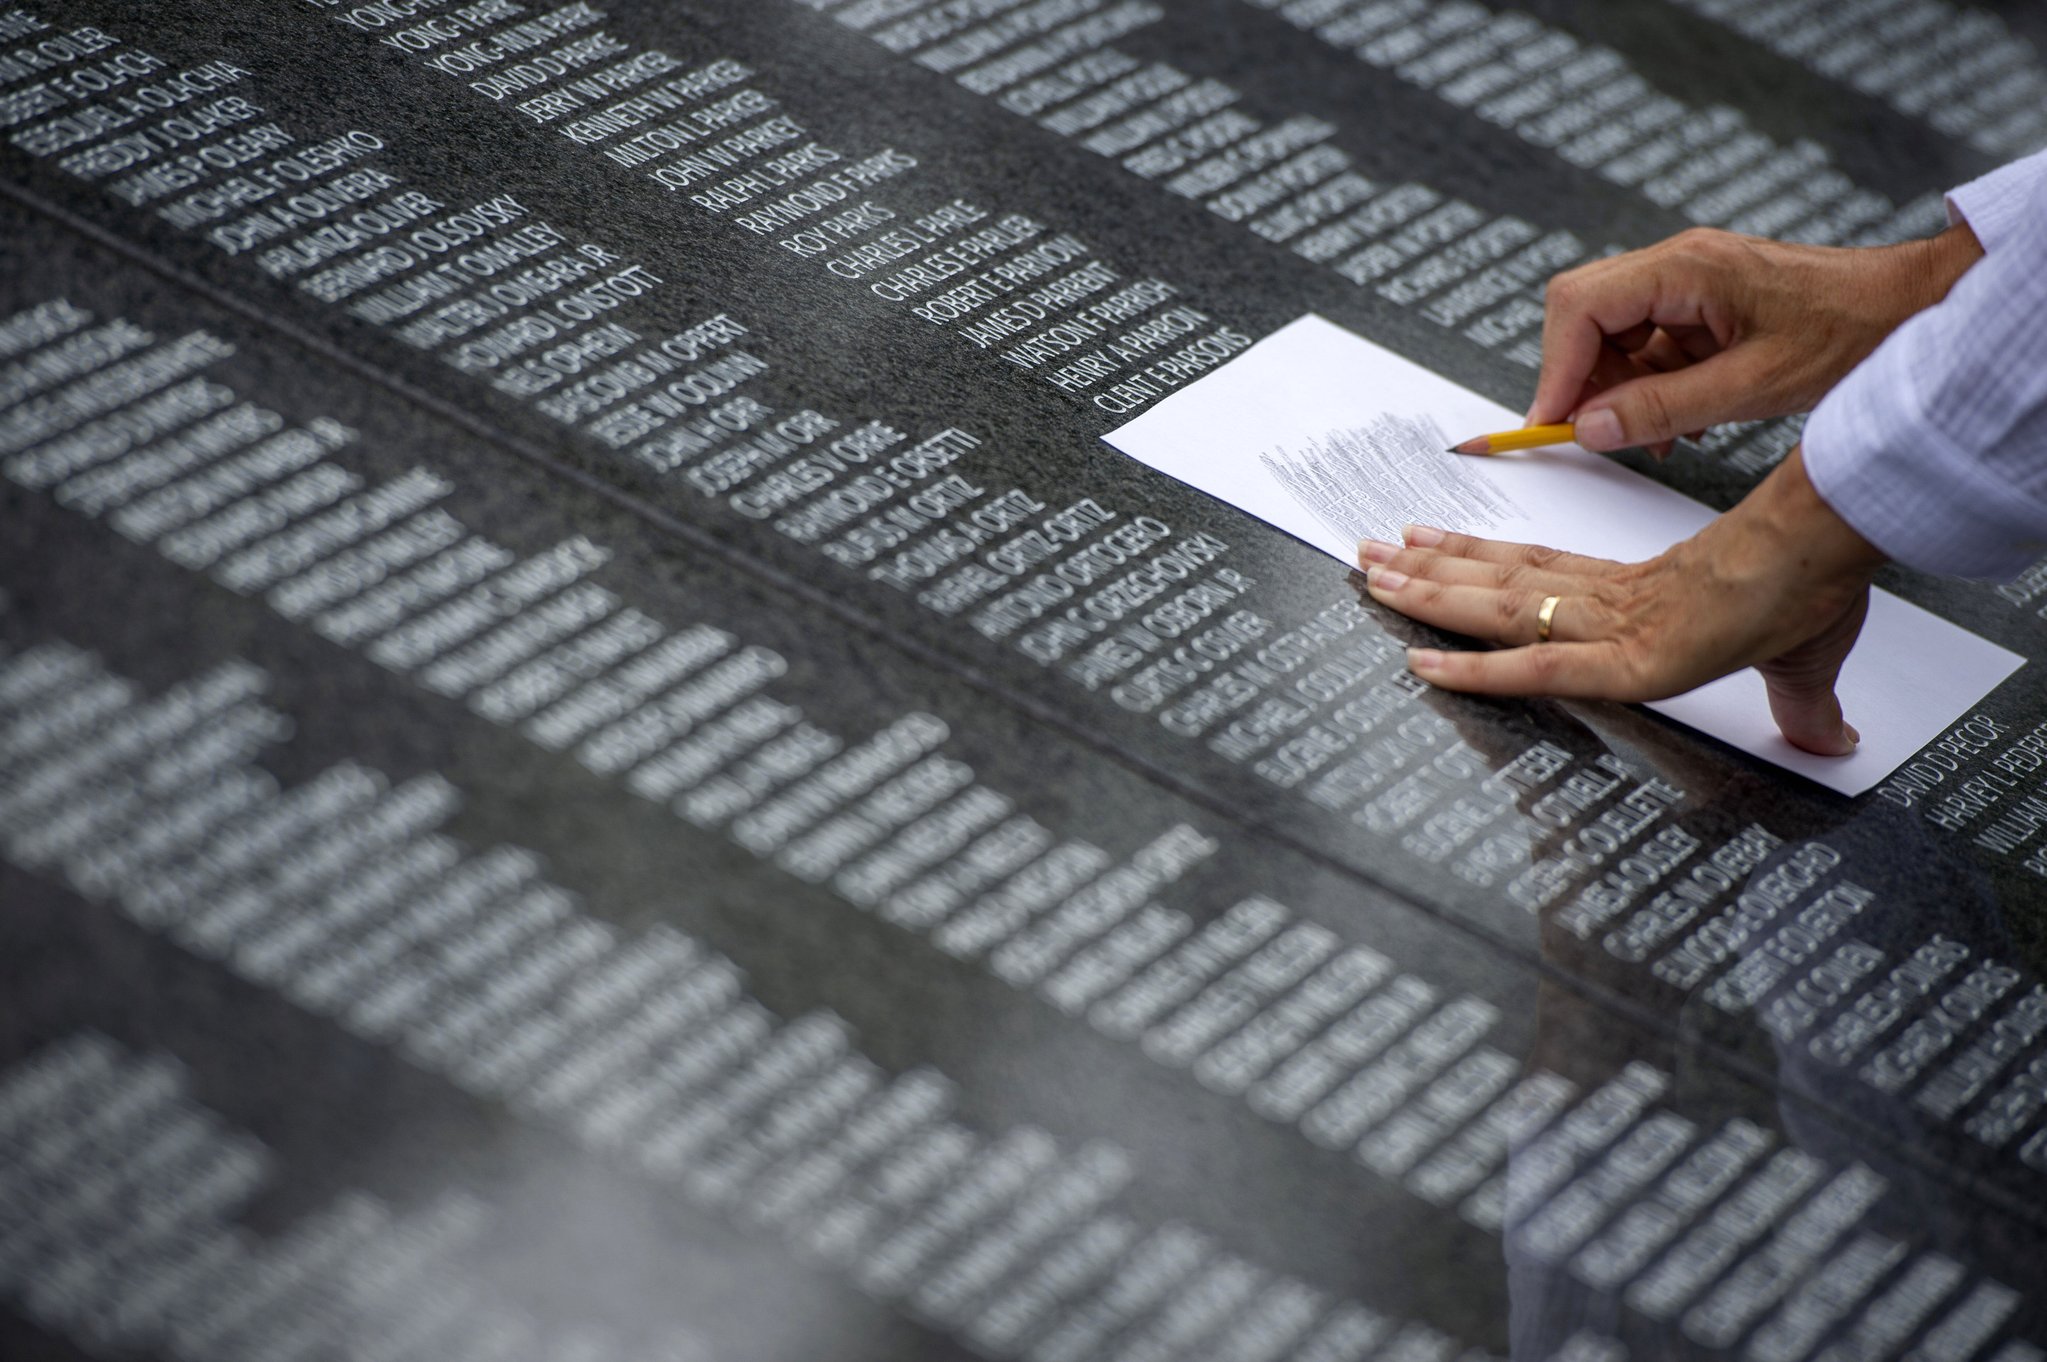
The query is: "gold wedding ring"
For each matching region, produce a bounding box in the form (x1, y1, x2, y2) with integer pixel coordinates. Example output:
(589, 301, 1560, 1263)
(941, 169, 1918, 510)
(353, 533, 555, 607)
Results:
(1536, 595, 1561, 644)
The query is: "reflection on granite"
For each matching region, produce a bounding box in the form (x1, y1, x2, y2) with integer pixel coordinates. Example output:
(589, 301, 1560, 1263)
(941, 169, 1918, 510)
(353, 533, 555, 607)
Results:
(3, 1, 2046, 1360)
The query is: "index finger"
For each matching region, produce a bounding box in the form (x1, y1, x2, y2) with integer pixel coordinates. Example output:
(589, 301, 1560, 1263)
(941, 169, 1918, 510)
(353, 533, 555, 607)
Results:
(1528, 255, 1715, 427)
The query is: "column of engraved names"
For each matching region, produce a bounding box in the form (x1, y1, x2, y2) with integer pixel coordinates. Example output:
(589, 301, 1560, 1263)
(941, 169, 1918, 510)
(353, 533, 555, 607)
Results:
(113, 1, 1275, 720)
(301, 0, 1258, 417)
(1668, 0, 2047, 156)
(0, 6, 1264, 749)
(0, 629, 1557, 1362)
(5, 621, 2040, 1362)
(1246, 0, 1948, 245)
(0, 1036, 711, 1360)
(794, 0, 1574, 375)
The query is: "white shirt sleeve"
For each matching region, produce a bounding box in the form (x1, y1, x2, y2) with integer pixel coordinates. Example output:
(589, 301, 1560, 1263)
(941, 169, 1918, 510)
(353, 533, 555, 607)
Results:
(1802, 148, 2047, 580)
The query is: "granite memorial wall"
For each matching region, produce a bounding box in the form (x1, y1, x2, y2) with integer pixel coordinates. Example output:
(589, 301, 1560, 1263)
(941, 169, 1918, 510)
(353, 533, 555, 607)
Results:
(4, 1, 2047, 1359)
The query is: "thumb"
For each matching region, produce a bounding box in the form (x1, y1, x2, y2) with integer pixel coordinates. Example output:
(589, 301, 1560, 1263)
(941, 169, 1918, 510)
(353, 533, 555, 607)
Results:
(1572, 349, 1769, 452)
(1757, 589, 1869, 757)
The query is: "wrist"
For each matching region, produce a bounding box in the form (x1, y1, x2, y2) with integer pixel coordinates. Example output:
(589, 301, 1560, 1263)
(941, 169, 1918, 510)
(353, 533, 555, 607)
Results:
(1750, 445, 1888, 584)
(1885, 221, 1984, 316)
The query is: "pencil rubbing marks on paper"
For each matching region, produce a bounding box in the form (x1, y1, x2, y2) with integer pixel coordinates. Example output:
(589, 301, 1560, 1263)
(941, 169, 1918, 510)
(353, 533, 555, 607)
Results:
(1260, 413, 1522, 546)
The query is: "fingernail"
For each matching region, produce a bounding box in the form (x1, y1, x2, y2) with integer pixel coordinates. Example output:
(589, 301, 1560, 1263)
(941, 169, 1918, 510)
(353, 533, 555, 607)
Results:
(1359, 538, 1400, 564)
(1370, 569, 1409, 592)
(1575, 408, 1623, 451)
(1404, 524, 1445, 547)
(1407, 648, 1444, 673)
(1843, 723, 1861, 747)
(1522, 405, 1538, 425)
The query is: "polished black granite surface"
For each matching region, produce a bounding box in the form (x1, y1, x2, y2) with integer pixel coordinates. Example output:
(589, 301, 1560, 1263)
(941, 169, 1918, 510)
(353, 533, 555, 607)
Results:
(4, 2, 2047, 1360)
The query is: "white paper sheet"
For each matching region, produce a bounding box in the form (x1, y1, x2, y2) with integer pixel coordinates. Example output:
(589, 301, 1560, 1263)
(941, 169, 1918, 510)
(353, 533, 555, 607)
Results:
(1103, 314, 2024, 796)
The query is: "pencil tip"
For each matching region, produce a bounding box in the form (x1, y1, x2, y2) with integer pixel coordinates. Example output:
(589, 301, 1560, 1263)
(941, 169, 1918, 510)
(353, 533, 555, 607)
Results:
(1448, 438, 1485, 455)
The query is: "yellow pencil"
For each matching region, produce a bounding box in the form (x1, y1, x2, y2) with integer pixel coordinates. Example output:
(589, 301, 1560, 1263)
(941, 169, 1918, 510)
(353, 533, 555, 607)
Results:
(1446, 422, 1576, 456)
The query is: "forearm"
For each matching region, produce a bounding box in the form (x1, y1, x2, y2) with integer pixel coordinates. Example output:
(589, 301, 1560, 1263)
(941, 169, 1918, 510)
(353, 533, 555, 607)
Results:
(1880, 219, 1984, 316)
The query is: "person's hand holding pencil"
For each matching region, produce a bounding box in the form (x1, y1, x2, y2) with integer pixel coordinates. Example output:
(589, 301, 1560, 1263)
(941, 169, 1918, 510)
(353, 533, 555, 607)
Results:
(1520, 224, 1983, 458)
